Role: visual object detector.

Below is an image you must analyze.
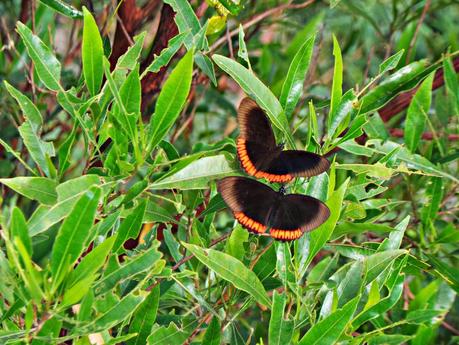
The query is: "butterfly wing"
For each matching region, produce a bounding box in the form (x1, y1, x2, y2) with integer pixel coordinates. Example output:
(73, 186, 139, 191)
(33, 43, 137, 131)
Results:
(217, 177, 277, 234)
(237, 97, 276, 147)
(236, 98, 286, 180)
(268, 194, 330, 241)
(263, 150, 330, 179)
(236, 98, 329, 182)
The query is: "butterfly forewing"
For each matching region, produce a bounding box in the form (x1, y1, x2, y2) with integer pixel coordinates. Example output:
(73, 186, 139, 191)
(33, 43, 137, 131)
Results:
(236, 97, 330, 182)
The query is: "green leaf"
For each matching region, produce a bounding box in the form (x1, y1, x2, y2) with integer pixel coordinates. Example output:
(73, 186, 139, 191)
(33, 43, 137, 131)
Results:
(306, 178, 349, 266)
(147, 320, 195, 345)
(351, 275, 404, 329)
(202, 316, 221, 345)
(365, 249, 406, 283)
(298, 296, 359, 345)
(212, 54, 295, 148)
(0, 177, 57, 205)
(30, 316, 62, 345)
(420, 177, 443, 225)
(67, 236, 116, 288)
(18, 121, 55, 177)
(280, 34, 315, 119)
(269, 291, 293, 345)
(443, 55, 459, 111)
(329, 35, 343, 119)
(113, 200, 146, 252)
(121, 180, 149, 206)
(16, 22, 61, 91)
(182, 243, 271, 307)
(426, 255, 459, 293)
(164, 0, 201, 49)
(39, 0, 83, 18)
(87, 293, 145, 332)
(94, 244, 163, 294)
(10, 207, 32, 256)
(195, 53, 217, 86)
(127, 286, 160, 345)
(120, 64, 141, 116)
(404, 72, 434, 152)
(238, 25, 250, 68)
(28, 175, 101, 236)
(378, 216, 409, 251)
(117, 32, 146, 70)
(82, 7, 104, 96)
(363, 113, 388, 140)
(379, 50, 404, 74)
(4, 81, 42, 131)
(332, 222, 394, 240)
(218, 0, 243, 15)
(58, 126, 76, 176)
(61, 273, 97, 308)
(327, 89, 357, 140)
(51, 186, 101, 290)
(368, 335, 413, 345)
(111, 65, 141, 141)
(150, 155, 237, 190)
(142, 32, 188, 75)
(348, 139, 458, 183)
(406, 309, 445, 324)
(225, 226, 248, 261)
(360, 60, 428, 114)
(148, 50, 193, 152)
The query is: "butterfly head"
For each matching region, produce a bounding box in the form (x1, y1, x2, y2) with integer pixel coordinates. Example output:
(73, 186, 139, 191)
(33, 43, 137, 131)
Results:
(278, 185, 287, 195)
(278, 142, 286, 150)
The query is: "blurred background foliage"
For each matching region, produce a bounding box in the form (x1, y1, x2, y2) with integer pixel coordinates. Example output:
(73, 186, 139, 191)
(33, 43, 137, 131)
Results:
(0, 0, 458, 344)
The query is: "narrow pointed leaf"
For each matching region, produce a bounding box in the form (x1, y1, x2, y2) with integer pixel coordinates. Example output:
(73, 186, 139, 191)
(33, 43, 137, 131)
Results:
(0, 177, 57, 205)
(404, 73, 434, 152)
(298, 296, 359, 345)
(182, 243, 271, 307)
(148, 50, 193, 151)
(82, 7, 104, 96)
(128, 286, 160, 345)
(51, 186, 101, 288)
(280, 35, 315, 119)
(16, 22, 61, 91)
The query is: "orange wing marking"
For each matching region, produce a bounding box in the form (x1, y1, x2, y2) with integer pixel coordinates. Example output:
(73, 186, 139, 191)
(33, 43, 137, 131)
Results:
(236, 139, 292, 183)
(234, 211, 267, 234)
(270, 228, 303, 241)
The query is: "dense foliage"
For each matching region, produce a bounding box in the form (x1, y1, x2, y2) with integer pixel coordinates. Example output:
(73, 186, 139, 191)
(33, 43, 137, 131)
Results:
(0, 0, 458, 344)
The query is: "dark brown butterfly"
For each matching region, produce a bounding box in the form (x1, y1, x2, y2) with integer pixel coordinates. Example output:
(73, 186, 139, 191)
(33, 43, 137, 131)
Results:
(217, 177, 330, 241)
(236, 97, 330, 183)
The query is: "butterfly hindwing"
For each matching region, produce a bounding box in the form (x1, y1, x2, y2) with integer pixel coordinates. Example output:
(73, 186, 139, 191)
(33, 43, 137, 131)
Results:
(217, 177, 277, 234)
(268, 194, 330, 241)
(218, 177, 330, 241)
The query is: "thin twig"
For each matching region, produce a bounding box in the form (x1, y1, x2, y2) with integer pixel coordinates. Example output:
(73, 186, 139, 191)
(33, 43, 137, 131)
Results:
(145, 232, 230, 291)
(389, 128, 459, 141)
(210, 0, 315, 52)
(406, 0, 431, 63)
(116, 13, 135, 46)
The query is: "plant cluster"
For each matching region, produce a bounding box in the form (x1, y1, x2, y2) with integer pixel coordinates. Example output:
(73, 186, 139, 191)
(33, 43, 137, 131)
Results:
(0, 0, 458, 344)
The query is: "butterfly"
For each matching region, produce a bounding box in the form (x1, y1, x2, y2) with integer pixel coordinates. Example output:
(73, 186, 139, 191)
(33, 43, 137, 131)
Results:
(217, 177, 330, 241)
(236, 97, 330, 183)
